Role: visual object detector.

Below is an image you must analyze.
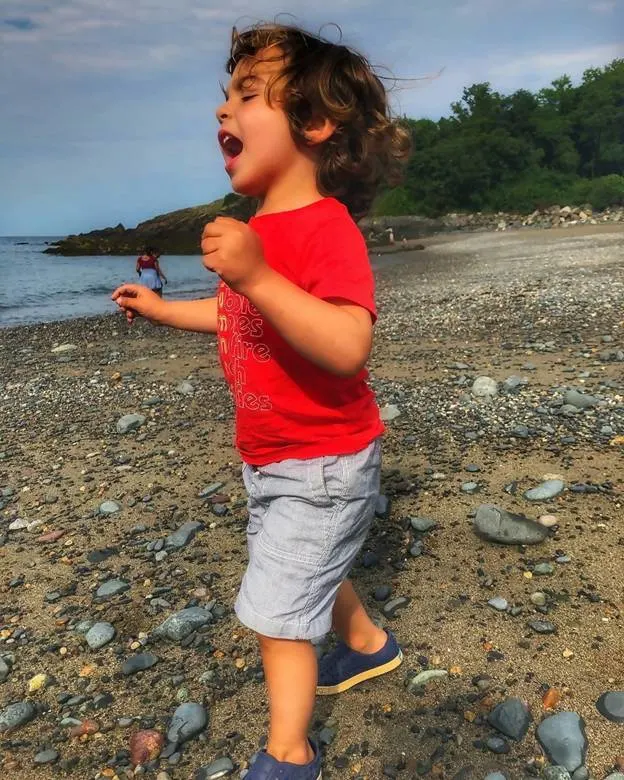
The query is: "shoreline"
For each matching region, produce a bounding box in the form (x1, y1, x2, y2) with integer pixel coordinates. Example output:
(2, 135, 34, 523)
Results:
(1, 227, 623, 779)
(3, 221, 623, 332)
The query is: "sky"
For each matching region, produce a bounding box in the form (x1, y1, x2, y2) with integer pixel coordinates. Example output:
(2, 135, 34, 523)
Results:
(1, 0, 622, 235)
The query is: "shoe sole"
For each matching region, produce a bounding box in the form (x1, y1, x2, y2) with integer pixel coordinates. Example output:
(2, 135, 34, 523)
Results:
(316, 650, 403, 696)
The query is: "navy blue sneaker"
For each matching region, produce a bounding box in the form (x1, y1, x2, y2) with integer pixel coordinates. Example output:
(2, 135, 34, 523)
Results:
(245, 740, 322, 779)
(316, 631, 403, 695)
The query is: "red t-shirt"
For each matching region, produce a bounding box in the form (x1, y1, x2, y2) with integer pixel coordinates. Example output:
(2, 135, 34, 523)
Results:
(217, 197, 384, 465)
(138, 255, 157, 270)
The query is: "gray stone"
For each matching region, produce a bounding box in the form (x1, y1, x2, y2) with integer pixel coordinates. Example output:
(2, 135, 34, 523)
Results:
(116, 413, 146, 434)
(488, 597, 508, 612)
(154, 607, 213, 642)
(375, 494, 390, 518)
(382, 596, 410, 618)
(484, 774, 508, 780)
(529, 620, 556, 634)
(96, 579, 129, 599)
(85, 622, 116, 650)
(487, 697, 532, 741)
(167, 702, 208, 744)
(405, 669, 448, 692)
(563, 389, 599, 409)
(502, 375, 527, 393)
(0, 657, 10, 682)
(409, 517, 436, 532)
(99, 500, 121, 516)
(122, 652, 159, 676)
(34, 749, 59, 764)
(380, 404, 400, 422)
(596, 690, 624, 723)
(165, 521, 202, 550)
(472, 376, 498, 398)
(534, 562, 555, 575)
(0, 701, 37, 732)
(571, 768, 589, 780)
(194, 757, 235, 779)
(474, 505, 549, 545)
(177, 380, 195, 396)
(524, 480, 565, 502)
(462, 481, 480, 494)
(373, 585, 391, 601)
(199, 483, 224, 498)
(486, 735, 509, 753)
(604, 775, 624, 780)
(541, 768, 571, 780)
(536, 711, 587, 773)
(51, 343, 77, 354)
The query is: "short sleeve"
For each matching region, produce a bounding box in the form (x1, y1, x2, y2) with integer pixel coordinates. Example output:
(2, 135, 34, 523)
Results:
(300, 216, 377, 320)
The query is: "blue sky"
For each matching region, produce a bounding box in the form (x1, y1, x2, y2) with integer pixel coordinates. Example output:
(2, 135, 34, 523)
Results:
(1, 0, 622, 235)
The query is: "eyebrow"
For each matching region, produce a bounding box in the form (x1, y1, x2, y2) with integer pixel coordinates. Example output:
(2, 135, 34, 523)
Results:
(220, 74, 262, 99)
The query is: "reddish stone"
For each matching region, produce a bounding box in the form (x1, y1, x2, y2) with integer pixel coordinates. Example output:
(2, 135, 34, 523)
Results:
(37, 530, 66, 543)
(129, 729, 164, 765)
(69, 719, 100, 737)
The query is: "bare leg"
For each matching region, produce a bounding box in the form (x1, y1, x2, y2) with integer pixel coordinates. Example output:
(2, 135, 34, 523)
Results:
(258, 634, 317, 764)
(331, 579, 387, 654)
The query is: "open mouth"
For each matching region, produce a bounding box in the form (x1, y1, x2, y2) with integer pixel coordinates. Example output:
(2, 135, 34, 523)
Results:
(218, 130, 244, 168)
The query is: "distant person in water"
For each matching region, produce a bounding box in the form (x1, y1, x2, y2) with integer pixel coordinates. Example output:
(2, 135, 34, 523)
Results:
(136, 247, 167, 296)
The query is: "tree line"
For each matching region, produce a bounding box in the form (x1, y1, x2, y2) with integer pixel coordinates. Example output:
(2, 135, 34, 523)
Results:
(374, 58, 624, 217)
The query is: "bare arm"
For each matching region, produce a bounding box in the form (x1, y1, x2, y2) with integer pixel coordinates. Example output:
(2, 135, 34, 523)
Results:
(159, 297, 215, 332)
(111, 284, 217, 333)
(242, 268, 372, 377)
(155, 259, 167, 284)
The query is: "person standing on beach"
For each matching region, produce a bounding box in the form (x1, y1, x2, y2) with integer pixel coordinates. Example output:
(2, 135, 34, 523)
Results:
(113, 22, 410, 779)
(136, 247, 167, 296)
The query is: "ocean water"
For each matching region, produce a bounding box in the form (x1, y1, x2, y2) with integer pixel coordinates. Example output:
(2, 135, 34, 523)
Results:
(0, 236, 219, 328)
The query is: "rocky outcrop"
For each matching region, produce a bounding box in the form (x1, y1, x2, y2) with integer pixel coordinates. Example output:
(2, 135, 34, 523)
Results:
(44, 194, 257, 256)
(44, 199, 623, 257)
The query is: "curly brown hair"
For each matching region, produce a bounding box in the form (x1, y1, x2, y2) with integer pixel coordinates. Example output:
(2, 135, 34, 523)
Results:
(226, 22, 411, 220)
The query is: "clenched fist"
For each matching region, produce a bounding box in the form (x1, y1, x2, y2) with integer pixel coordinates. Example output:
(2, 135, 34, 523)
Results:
(201, 216, 269, 295)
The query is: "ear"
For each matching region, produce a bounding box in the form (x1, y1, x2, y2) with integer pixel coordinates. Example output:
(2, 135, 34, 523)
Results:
(303, 116, 337, 146)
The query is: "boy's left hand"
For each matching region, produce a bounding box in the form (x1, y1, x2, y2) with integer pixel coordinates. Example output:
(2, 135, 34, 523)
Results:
(201, 217, 269, 295)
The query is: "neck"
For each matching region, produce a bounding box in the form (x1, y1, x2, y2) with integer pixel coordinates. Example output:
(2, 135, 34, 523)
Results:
(255, 153, 325, 216)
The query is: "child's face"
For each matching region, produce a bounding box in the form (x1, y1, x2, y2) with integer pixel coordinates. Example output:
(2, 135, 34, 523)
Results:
(216, 50, 301, 198)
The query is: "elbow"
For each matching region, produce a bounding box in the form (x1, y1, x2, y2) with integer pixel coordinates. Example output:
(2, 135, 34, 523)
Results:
(329, 352, 369, 378)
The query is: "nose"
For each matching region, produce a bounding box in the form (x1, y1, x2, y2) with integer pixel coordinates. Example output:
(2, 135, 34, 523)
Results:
(216, 99, 230, 124)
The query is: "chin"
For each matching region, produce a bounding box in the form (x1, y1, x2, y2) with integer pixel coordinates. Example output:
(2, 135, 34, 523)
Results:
(230, 175, 264, 199)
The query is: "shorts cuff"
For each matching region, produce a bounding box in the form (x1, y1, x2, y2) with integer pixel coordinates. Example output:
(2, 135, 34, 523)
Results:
(234, 595, 331, 641)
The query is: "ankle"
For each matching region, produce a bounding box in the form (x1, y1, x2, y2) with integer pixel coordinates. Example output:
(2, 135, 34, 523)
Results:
(266, 739, 314, 765)
(347, 627, 387, 655)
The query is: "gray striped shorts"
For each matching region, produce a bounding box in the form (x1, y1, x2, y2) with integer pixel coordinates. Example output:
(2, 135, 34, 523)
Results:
(235, 439, 381, 640)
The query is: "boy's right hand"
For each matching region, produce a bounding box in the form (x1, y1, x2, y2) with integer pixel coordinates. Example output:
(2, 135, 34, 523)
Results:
(111, 284, 166, 325)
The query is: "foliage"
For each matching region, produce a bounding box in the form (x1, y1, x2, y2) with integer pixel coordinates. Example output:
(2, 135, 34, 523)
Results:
(373, 59, 624, 216)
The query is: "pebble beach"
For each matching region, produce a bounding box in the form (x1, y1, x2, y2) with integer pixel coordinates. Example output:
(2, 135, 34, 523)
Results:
(1, 224, 623, 780)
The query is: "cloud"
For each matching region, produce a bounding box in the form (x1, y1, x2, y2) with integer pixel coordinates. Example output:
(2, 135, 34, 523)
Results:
(3, 17, 38, 30)
(493, 43, 624, 80)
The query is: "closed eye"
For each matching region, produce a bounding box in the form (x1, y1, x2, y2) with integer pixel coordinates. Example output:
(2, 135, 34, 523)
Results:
(241, 94, 257, 102)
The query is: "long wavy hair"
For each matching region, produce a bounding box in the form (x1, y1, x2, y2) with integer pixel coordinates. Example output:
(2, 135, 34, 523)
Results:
(226, 22, 411, 220)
